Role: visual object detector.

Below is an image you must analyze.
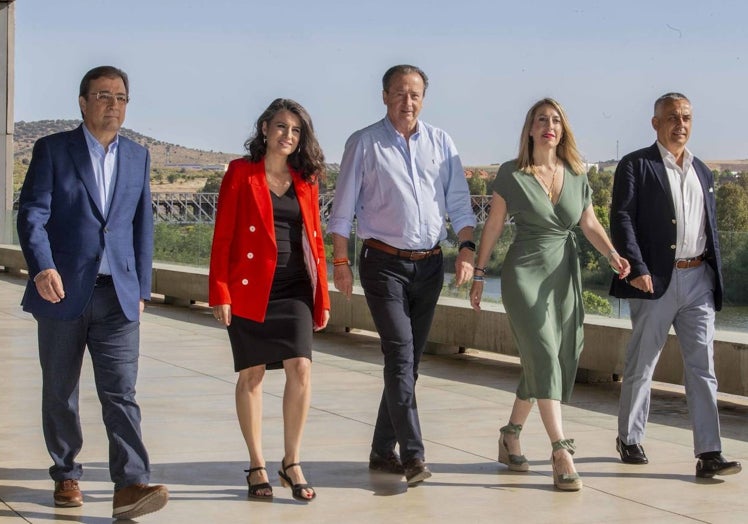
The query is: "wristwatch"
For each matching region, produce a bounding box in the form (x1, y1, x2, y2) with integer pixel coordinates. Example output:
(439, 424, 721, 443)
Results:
(458, 240, 476, 252)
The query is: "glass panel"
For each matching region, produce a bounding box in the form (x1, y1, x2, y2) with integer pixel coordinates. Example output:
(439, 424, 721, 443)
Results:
(11, 191, 746, 333)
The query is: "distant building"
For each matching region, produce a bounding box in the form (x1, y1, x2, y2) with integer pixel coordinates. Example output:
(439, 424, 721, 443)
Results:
(583, 162, 599, 173)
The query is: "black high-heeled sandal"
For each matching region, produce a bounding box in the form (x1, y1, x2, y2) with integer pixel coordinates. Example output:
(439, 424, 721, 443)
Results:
(245, 466, 273, 501)
(278, 460, 316, 501)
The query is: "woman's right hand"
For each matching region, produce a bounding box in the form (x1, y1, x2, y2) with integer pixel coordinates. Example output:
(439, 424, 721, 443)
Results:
(213, 304, 232, 326)
(469, 281, 484, 312)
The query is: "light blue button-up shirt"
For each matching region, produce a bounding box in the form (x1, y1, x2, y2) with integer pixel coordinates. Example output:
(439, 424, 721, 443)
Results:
(82, 124, 119, 275)
(327, 117, 476, 250)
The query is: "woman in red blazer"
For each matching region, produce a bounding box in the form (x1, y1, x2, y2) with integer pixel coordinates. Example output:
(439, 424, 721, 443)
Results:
(209, 99, 330, 502)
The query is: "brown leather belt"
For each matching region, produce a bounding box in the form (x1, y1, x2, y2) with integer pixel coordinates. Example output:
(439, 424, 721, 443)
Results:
(363, 238, 441, 261)
(674, 254, 704, 269)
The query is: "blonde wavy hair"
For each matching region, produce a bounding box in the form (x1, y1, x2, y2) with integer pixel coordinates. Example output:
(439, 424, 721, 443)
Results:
(516, 98, 585, 176)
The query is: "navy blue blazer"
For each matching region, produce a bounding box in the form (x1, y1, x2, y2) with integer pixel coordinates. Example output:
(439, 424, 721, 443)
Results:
(609, 142, 723, 310)
(17, 125, 153, 321)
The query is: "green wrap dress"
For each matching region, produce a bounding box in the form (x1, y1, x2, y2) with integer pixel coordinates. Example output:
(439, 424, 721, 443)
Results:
(491, 160, 591, 403)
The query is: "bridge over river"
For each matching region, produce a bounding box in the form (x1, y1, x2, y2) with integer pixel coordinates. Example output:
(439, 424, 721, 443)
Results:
(150, 192, 493, 225)
(9, 190, 509, 226)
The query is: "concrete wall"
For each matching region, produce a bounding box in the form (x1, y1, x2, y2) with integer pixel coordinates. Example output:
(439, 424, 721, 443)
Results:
(2, 243, 747, 395)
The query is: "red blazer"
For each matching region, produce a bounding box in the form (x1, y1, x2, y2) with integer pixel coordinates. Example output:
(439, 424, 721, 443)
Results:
(209, 158, 330, 326)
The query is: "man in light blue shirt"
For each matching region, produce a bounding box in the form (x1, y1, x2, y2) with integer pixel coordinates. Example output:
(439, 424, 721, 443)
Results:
(81, 123, 118, 275)
(328, 64, 476, 486)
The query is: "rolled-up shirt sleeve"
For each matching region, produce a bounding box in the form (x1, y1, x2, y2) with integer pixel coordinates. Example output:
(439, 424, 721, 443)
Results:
(326, 131, 363, 239)
(442, 133, 476, 233)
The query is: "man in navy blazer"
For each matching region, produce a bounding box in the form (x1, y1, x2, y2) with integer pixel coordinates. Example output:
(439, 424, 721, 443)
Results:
(610, 92, 741, 479)
(17, 66, 168, 518)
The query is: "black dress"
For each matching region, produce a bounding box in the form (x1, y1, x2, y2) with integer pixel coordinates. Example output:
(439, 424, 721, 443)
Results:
(227, 185, 313, 371)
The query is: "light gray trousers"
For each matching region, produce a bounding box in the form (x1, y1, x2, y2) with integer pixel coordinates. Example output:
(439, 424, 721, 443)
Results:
(618, 263, 721, 457)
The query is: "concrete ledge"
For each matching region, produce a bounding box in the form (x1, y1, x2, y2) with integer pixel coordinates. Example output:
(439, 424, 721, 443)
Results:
(151, 262, 208, 304)
(0, 241, 25, 274)
(2, 243, 746, 395)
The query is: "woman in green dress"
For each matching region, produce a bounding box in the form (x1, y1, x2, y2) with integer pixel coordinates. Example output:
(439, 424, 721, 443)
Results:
(469, 98, 630, 491)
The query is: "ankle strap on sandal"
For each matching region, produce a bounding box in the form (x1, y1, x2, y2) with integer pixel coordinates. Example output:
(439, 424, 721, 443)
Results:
(551, 439, 576, 455)
(245, 466, 267, 474)
(281, 461, 301, 473)
(500, 422, 523, 435)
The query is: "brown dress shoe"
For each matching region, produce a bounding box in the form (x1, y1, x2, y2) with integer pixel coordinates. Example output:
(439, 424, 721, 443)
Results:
(54, 479, 83, 507)
(369, 450, 405, 474)
(112, 483, 168, 520)
(403, 458, 432, 486)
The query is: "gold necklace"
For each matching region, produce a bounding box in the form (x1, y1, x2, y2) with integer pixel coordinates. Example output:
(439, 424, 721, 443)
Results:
(535, 160, 559, 201)
(266, 172, 291, 196)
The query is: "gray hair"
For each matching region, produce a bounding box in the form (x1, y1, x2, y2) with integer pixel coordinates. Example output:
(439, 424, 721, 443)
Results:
(654, 92, 689, 115)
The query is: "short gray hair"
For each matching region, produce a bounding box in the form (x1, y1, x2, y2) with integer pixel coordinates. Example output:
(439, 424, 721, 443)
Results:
(654, 92, 689, 115)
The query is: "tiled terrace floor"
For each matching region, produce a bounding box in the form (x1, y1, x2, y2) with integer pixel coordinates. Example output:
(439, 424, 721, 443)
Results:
(1, 273, 746, 523)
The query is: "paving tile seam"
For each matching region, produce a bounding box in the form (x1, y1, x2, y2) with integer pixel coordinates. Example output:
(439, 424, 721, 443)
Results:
(0, 501, 30, 523)
(137, 354, 235, 385)
(600, 497, 713, 523)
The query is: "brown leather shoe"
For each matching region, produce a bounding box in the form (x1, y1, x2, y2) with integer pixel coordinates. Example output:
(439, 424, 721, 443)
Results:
(403, 458, 432, 486)
(112, 483, 168, 520)
(54, 479, 83, 507)
(369, 450, 405, 475)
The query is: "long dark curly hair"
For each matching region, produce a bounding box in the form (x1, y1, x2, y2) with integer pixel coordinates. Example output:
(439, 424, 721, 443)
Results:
(244, 98, 325, 183)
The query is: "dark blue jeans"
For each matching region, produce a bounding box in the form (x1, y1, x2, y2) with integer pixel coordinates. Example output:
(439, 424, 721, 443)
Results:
(359, 245, 444, 463)
(36, 284, 150, 490)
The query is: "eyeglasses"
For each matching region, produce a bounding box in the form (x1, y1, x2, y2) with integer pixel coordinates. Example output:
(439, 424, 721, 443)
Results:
(90, 91, 130, 105)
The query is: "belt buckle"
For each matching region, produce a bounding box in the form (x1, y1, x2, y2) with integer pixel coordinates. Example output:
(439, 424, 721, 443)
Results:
(675, 257, 699, 269)
(409, 250, 427, 261)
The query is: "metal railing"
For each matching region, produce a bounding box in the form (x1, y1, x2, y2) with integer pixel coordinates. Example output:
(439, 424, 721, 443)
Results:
(13, 191, 493, 226)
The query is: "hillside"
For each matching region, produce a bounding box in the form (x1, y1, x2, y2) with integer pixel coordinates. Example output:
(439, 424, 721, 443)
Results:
(705, 159, 748, 173)
(13, 120, 239, 168)
(14, 120, 746, 193)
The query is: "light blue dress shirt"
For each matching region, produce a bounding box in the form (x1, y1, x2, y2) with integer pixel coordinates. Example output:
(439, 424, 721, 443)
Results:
(327, 117, 476, 250)
(82, 124, 119, 275)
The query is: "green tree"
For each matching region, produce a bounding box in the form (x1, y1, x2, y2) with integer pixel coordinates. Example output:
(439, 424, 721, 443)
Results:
(467, 175, 487, 195)
(587, 165, 612, 208)
(323, 166, 339, 192)
(716, 170, 737, 187)
(717, 183, 748, 232)
(718, 230, 748, 304)
(200, 174, 223, 193)
(153, 223, 214, 266)
(593, 205, 610, 230)
(737, 172, 748, 192)
(582, 290, 613, 316)
(13, 159, 28, 190)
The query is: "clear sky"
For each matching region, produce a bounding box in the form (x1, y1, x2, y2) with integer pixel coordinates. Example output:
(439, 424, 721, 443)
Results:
(12, 0, 748, 165)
